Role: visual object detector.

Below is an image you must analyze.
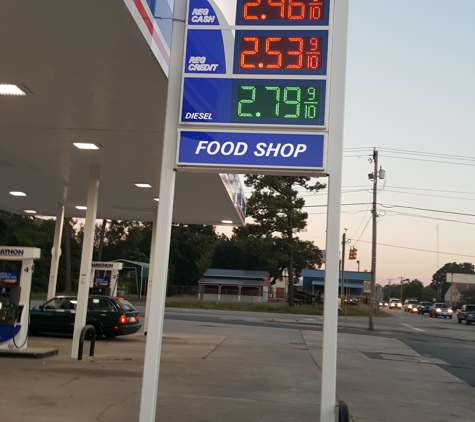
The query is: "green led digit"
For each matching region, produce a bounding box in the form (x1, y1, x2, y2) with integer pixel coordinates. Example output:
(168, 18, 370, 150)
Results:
(265, 86, 280, 116)
(238, 86, 256, 117)
(304, 87, 318, 119)
(283, 87, 301, 118)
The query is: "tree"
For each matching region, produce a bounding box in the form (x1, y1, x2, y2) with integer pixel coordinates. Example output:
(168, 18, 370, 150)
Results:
(235, 175, 325, 306)
(431, 262, 475, 301)
(402, 279, 424, 301)
(168, 224, 218, 286)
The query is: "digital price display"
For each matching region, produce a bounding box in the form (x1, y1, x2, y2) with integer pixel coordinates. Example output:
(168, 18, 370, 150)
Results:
(234, 30, 328, 75)
(235, 0, 330, 26)
(232, 79, 325, 125)
(181, 78, 326, 126)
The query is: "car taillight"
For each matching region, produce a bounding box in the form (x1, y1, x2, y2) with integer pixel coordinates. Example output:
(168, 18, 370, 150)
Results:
(135, 315, 141, 322)
(119, 315, 128, 324)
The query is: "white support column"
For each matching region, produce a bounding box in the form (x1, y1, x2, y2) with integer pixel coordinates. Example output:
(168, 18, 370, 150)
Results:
(320, 1, 349, 421)
(110, 270, 119, 296)
(47, 205, 64, 300)
(71, 167, 100, 358)
(138, 0, 186, 420)
(144, 206, 158, 334)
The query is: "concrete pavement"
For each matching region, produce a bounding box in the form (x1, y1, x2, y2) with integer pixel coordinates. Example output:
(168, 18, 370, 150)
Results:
(0, 315, 474, 422)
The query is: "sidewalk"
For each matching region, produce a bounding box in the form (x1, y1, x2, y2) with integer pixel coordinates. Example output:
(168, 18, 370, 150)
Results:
(0, 317, 473, 421)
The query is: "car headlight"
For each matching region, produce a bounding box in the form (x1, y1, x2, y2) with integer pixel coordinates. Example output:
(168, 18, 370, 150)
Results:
(436, 308, 441, 312)
(398, 303, 402, 307)
(408, 305, 413, 309)
(448, 309, 453, 313)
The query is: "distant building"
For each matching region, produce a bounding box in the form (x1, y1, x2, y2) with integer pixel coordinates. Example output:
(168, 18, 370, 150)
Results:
(198, 269, 270, 303)
(445, 283, 475, 307)
(301, 269, 371, 297)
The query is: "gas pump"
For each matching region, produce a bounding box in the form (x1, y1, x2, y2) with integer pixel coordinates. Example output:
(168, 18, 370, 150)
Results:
(89, 262, 123, 296)
(0, 247, 41, 350)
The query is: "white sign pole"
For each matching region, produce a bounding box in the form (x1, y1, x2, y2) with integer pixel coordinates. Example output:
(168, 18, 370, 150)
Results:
(320, 1, 349, 421)
(138, 0, 186, 420)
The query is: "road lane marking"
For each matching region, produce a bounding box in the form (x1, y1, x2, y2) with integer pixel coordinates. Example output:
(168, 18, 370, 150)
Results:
(400, 323, 425, 332)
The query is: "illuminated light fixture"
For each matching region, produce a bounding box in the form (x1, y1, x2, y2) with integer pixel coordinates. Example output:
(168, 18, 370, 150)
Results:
(153, 198, 160, 202)
(135, 183, 152, 188)
(73, 143, 99, 150)
(75, 206, 87, 210)
(0, 84, 26, 96)
(221, 220, 233, 224)
(9, 191, 26, 196)
(24, 210, 37, 214)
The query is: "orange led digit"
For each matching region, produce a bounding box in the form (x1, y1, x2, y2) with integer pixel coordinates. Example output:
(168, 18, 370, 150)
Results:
(265, 37, 283, 68)
(306, 37, 320, 69)
(287, 37, 303, 68)
(288, 0, 305, 20)
(269, 0, 285, 18)
(241, 37, 259, 68)
(309, 0, 323, 20)
(243, 0, 261, 20)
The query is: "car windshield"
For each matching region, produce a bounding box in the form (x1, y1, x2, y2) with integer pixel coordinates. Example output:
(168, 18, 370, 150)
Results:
(408, 300, 418, 304)
(117, 299, 138, 312)
(465, 305, 475, 311)
(436, 303, 447, 308)
(420, 302, 432, 306)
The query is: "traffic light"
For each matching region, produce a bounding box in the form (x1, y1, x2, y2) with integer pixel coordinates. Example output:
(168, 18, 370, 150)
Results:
(349, 247, 357, 260)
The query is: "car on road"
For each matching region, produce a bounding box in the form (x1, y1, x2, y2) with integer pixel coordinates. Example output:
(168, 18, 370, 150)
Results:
(389, 298, 403, 310)
(429, 302, 453, 319)
(29, 295, 142, 339)
(404, 298, 419, 312)
(457, 304, 475, 324)
(417, 301, 433, 315)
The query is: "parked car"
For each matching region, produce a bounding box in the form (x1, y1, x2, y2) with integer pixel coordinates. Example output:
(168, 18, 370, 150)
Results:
(428, 302, 453, 319)
(417, 301, 433, 315)
(389, 299, 402, 310)
(29, 295, 142, 338)
(457, 304, 475, 324)
(404, 299, 419, 312)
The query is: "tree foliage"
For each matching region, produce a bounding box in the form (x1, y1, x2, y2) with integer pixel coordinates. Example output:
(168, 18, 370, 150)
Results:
(233, 175, 325, 305)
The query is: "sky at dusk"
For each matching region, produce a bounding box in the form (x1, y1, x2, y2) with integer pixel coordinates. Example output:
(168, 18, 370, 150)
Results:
(217, 0, 475, 287)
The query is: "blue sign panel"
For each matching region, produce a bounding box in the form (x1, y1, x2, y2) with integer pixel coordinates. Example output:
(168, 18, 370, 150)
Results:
(178, 131, 324, 170)
(0, 272, 18, 285)
(185, 29, 226, 74)
(187, 0, 221, 26)
(182, 78, 326, 126)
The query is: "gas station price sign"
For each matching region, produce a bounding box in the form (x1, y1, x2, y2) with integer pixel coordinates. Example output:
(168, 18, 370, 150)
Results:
(182, 78, 326, 126)
(180, 0, 331, 128)
(234, 30, 328, 75)
(236, 0, 330, 25)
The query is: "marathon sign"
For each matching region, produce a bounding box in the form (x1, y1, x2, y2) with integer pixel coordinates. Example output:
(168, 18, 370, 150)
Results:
(177, 131, 325, 173)
(0, 248, 24, 257)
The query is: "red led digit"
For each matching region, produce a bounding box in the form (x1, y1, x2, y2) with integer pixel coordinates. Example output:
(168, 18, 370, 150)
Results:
(243, 0, 261, 20)
(268, 0, 285, 18)
(241, 37, 259, 68)
(309, 1, 323, 19)
(288, 0, 305, 19)
(265, 37, 283, 68)
(306, 37, 320, 69)
(287, 37, 303, 68)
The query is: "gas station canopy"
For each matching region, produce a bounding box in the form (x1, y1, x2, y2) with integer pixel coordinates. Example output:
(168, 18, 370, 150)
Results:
(0, 0, 245, 225)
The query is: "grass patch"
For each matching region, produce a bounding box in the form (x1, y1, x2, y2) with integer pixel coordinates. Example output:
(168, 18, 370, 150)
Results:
(165, 298, 390, 317)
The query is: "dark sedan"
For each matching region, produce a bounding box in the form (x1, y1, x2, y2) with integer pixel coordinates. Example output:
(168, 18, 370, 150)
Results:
(29, 295, 142, 338)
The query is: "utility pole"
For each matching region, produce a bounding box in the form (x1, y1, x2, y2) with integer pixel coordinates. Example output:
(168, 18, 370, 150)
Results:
(369, 149, 378, 331)
(341, 230, 347, 309)
(387, 279, 392, 300)
(400, 276, 405, 301)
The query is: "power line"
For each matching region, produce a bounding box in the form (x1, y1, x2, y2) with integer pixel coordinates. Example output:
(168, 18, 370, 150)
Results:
(356, 239, 475, 259)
